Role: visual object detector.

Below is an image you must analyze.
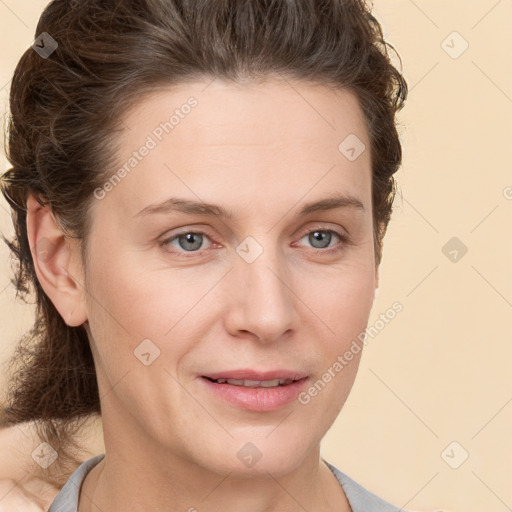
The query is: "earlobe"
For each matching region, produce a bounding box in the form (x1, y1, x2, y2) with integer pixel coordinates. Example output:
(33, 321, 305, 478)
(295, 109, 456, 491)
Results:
(26, 193, 88, 327)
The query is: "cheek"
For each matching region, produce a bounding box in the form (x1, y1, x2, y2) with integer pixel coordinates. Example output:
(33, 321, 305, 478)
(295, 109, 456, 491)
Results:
(299, 262, 376, 340)
(295, 268, 373, 421)
(83, 250, 219, 370)
(86, 245, 174, 331)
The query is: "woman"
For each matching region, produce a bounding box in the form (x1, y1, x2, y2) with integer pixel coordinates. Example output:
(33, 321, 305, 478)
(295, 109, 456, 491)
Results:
(0, 0, 417, 510)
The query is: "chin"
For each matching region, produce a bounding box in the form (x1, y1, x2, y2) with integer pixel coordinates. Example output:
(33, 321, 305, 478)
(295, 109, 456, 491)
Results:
(190, 431, 316, 479)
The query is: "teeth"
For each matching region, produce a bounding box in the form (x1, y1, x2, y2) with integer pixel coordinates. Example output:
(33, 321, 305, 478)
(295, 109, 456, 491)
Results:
(214, 378, 294, 387)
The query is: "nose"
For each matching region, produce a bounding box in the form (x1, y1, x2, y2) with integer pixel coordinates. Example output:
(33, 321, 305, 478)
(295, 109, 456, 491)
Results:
(222, 240, 299, 344)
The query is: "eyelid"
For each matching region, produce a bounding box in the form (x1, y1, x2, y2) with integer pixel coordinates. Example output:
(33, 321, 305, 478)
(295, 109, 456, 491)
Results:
(296, 223, 350, 242)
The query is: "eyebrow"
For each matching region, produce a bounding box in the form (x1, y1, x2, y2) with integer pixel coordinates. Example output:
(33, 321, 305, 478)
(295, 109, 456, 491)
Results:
(132, 194, 365, 219)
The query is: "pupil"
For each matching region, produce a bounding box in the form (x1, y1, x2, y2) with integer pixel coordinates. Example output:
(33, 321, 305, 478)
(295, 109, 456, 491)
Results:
(180, 233, 202, 251)
(311, 231, 330, 248)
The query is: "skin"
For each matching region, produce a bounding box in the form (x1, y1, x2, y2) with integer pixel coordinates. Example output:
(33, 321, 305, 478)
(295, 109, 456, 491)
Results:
(19, 77, 378, 511)
(0, 425, 58, 511)
(0, 419, 103, 510)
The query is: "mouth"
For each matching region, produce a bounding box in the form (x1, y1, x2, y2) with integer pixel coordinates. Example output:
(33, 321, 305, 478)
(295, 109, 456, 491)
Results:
(202, 376, 298, 388)
(199, 369, 309, 411)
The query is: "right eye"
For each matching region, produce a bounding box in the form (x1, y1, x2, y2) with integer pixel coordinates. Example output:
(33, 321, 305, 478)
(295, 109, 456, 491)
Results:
(160, 230, 216, 257)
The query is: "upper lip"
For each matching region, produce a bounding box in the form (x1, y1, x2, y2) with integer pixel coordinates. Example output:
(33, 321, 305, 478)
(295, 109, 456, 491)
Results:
(202, 369, 308, 381)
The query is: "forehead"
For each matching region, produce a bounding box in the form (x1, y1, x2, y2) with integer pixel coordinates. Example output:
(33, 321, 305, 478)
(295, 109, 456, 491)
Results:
(122, 78, 367, 147)
(96, 78, 371, 219)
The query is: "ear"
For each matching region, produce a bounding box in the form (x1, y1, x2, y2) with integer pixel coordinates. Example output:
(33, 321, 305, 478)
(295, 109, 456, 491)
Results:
(26, 193, 88, 327)
(372, 265, 379, 306)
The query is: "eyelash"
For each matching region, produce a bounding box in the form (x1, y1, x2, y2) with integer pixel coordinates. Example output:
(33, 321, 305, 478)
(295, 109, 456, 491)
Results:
(159, 226, 352, 258)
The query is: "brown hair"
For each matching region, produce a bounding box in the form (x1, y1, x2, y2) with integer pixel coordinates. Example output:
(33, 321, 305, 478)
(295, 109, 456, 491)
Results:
(0, 0, 407, 482)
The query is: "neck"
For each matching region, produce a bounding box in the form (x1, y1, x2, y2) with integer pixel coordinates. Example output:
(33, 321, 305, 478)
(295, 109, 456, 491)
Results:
(78, 403, 350, 512)
(78, 424, 351, 512)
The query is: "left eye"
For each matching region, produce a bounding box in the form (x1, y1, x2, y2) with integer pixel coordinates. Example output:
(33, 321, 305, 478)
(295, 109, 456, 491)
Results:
(161, 228, 347, 257)
(299, 229, 342, 251)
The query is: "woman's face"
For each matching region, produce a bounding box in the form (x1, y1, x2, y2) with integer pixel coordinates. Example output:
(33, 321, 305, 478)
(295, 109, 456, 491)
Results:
(81, 78, 377, 476)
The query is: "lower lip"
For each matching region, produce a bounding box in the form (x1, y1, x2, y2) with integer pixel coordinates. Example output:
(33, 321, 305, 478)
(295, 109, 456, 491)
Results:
(200, 377, 309, 412)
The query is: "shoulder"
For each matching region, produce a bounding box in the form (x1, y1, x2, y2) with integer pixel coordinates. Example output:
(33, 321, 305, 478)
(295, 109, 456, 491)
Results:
(325, 459, 405, 512)
(48, 454, 105, 512)
(323, 459, 407, 512)
(324, 459, 450, 512)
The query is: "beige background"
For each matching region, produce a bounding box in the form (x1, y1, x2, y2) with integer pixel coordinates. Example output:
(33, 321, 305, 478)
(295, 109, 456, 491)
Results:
(1, 1, 511, 511)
